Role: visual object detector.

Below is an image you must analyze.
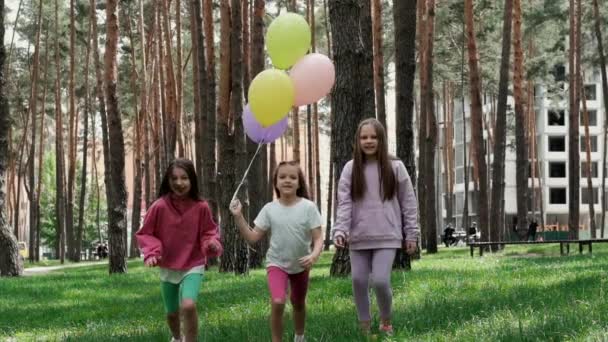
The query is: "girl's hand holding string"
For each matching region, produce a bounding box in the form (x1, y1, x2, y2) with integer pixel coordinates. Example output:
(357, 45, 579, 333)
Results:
(229, 199, 242, 216)
(333, 235, 346, 248)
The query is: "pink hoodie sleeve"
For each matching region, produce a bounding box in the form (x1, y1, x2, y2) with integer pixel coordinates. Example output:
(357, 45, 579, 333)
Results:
(200, 202, 223, 258)
(135, 201, 163, 262)
(331, 161, 353, 240)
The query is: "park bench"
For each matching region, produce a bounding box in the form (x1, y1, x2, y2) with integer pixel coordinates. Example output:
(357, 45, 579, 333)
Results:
(468, 239, 608, 257)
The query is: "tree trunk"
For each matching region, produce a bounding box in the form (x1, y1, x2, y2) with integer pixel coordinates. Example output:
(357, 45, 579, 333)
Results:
(513, 0, 528, 238)
(580, 77, 596, 236)
(568, 0, 580, 239)
(203, 0, 218, 219)
(105, 0, 128, 273)
(371, 0, 386, 127)
(465, 0, 489, 242)
(54, 0, 66, 263)
(247, 0, 268, 269)
(65, 0, 77, 261)
(328, 0, 373, 276)
(0, 0, 23, 275)
(27, 0, 43, 263)
(161, 0, 178, 163)
(592, 0, 608, 238)
(176, 0, 184, 157)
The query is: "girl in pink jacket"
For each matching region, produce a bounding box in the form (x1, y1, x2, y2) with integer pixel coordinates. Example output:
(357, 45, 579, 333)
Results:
(136, 159, 222, 342)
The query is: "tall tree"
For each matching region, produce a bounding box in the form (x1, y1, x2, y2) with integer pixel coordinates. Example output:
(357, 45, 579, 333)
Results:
(247, 0, 268, 268)
(580, 77, 596, 237)
(568, 0, 580, 239)
(420, 0, 437, 253)
(54, 0, 66, 263)
(290, 0, 301, 164)
(203, 0, 218, 218)
(0, 0, 23, 276)
(65, 0, 77, 261)
(490, 0, 513, 246)
(328, 0, 375, 276)
(592, 0, 608, 238)
(371, 0, 386, 127)
(465, 0, 489, 242)
(513, 0, 528, 237)
(27, 0, 43, 262)
(105, 0, 128, 273)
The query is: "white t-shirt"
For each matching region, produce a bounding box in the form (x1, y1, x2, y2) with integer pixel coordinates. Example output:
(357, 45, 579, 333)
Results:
(254, 198, 323, 274)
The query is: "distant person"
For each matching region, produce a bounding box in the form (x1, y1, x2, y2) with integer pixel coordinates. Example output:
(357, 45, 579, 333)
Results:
(331, 118, 419, 336)
(443, 224, 456, 247)
(101, 244, 108, 259)
(136, 159, 223, 342)
(528, 219, 538, 241)
(96, 243, 103, 260)
(468, 222, 478, 242)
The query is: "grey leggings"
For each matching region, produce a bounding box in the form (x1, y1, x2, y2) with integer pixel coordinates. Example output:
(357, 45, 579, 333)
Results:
(349, 248, 397, 322)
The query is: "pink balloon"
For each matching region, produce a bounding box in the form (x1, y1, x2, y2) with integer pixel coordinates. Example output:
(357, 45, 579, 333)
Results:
(289, 53, 335, 106)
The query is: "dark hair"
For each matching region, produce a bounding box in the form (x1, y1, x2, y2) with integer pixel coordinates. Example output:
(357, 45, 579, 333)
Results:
(351, 118, 396, 201)
(159, 159, 202, 200)
(273, 161, 309, 199)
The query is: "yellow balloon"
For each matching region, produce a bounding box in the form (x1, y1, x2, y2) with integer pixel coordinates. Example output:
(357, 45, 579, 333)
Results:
(248, 69, 294, 127)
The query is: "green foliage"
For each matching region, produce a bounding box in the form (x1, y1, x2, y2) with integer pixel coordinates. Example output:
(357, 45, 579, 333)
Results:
(2, 247, 608, 341)
(39, 152, 108, 252)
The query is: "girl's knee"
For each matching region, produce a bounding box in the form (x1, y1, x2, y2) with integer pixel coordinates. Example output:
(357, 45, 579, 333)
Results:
(271, 297, 287, 306)
(180, 299, 197, 313)
(371, 277, 391, 292)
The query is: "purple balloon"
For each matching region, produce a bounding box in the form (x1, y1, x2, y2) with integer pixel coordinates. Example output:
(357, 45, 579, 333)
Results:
(243, 104, 288, 143)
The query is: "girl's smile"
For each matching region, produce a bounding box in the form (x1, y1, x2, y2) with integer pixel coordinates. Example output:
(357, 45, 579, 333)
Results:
(169, 167, 191, 197)
(359, 124, 378, 158)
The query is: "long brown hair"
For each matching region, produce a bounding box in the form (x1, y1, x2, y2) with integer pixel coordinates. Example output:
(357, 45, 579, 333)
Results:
(273, 161, 310, 199)
(159, 159, 202, 201)
(351, 118, 396, 201)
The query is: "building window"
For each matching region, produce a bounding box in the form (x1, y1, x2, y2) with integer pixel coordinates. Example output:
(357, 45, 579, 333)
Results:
(584, 84, 597, 101)
(548, 136, 566, 152)
(580, 135, 598, 152)
(581, 161, 599, 178)
(548, 109, 565, 126)
(580, 110, 597, 126)
(581, 187, 599, 204)
(552, 64, 566, 82)
(549, 162, 566, 178)
(549, 188, 567, 204)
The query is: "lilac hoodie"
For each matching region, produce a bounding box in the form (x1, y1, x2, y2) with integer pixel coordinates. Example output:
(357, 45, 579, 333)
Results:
(331, 159, 419, 250)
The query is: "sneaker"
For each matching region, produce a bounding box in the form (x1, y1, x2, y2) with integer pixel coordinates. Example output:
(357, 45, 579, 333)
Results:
(379, 323, 394, 335)
(170, 337, 182, 342)
(294, 335, 305, 342)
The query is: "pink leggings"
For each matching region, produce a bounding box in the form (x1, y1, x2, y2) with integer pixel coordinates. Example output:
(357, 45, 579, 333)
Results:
(267, 266, 310, 305)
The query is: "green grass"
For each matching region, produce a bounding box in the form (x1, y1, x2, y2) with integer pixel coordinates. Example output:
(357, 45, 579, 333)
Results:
(2, 244, 608, 341)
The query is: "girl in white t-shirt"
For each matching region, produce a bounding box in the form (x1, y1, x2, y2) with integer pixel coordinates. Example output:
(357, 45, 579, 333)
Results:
(230, 160, 323, 342)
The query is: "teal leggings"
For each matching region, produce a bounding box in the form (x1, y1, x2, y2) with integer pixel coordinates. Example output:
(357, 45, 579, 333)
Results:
(160, 273, 203, 314)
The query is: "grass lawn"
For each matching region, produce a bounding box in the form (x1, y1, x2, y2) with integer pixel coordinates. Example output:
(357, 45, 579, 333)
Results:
(2, 244, 608, 341)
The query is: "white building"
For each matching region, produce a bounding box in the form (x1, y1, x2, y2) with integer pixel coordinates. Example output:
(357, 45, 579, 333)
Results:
(442, 66, 606, 239)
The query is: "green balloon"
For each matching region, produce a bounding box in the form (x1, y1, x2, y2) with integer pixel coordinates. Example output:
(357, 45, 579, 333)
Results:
(266, 13, 311, 70)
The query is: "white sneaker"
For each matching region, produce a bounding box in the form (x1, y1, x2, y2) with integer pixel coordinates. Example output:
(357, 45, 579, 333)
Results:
(294, 335, 305, 342)
(170, 337, 182, 342)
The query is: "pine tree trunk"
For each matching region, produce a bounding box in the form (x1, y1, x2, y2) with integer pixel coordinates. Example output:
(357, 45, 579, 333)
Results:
(192, 0, 207, 197)
(580, 79, 597, 236)
(371, 0, 385, 127)
(203, 0, 218, 218)
(247, 0, 268, 269)
(513, 0, 528, 238)
(328, 0, 373, 276)
(592, 0, 608, 238)
(568, 0, 580, 239)
(65, 0, 77, 261)
(465, 0, 489, 243)
(54, 0, 66, 263)
(105, 0, 128, 273)
(490, 0, 513, 241)
(0, 0, 23, 275)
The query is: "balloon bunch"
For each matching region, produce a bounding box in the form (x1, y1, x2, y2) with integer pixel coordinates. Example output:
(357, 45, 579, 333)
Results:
(233, 12, 335, 203)
(244, 12, 336, 143)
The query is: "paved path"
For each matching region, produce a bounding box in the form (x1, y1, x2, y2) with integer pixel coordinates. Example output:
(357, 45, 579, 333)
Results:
(23, 261, 108, 276)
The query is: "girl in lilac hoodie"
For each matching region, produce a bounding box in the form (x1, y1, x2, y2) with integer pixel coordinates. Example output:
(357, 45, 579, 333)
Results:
(331, 118, 419, 335)
(136, 159, 223, 342)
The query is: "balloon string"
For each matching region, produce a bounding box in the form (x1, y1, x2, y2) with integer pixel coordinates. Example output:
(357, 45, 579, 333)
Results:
(230, 143, 264, 204)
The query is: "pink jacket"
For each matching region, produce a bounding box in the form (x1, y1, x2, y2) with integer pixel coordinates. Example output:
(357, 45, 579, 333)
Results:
(136, 195, 223, 270)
